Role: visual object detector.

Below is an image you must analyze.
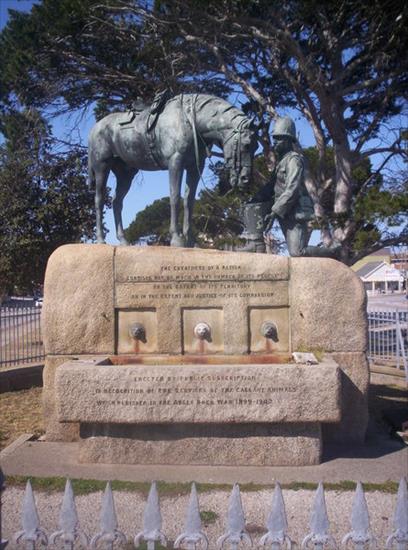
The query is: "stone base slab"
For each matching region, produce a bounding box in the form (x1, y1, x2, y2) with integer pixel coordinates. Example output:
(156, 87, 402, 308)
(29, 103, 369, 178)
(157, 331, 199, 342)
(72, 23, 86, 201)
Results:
(79, 422, 322, 466)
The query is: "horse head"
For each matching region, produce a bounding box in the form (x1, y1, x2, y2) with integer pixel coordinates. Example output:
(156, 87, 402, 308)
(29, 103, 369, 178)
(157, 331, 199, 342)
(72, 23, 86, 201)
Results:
(223, 118, 257, 191)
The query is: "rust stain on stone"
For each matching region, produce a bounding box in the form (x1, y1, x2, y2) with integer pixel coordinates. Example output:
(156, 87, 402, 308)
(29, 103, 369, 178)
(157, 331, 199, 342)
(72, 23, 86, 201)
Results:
(108, 353, 291, 366)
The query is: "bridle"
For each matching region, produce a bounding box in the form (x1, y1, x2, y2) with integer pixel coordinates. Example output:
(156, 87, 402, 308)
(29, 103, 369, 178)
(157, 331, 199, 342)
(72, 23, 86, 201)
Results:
(223, 118, 254, 176)
(182, 94, 254, 184)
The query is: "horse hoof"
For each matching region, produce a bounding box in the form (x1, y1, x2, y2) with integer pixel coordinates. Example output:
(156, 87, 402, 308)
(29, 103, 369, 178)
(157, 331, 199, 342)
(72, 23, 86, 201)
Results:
(170, 235, 185, 247)
(185, 238, 196, 248)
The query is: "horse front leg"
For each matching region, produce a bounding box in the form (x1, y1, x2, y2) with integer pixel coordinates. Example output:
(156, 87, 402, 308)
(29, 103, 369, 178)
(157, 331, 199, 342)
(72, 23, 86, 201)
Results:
(183, 164, 202, 248)
(169, 157, 185, 247)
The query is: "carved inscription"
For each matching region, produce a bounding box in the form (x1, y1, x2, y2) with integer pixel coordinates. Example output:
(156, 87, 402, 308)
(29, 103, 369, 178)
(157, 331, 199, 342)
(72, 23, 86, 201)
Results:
(56, 362, 341, 424)
(116, 262, 288, 307)
(127, 263, 272, 282)
(93, 373, 297, 409)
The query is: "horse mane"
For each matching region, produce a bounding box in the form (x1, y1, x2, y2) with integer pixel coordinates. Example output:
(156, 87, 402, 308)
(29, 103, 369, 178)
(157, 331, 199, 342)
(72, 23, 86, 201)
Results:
(196, 94, 248, 123)
(175, 93, 250, 129)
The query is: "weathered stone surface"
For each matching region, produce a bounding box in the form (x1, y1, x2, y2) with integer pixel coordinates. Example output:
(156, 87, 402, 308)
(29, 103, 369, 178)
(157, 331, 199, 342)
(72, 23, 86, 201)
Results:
(79, 422, 322, 466)
(115, 247, 289, 355)
(55, 360, 341, 424)
(290, 257, 367, 352)
(42, 244, 115, 355)
(42, 355, 80, 441)
(41, 244, 370, 459)
(323, 352, 369, 443)
(115, 246, 289, 284)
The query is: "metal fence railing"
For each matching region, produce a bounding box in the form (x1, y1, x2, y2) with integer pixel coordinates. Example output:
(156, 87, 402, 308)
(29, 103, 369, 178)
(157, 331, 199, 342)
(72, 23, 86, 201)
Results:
(367, 307, 408, 378)
(1, 471, 407, 549)
(0, 306, 45, 368)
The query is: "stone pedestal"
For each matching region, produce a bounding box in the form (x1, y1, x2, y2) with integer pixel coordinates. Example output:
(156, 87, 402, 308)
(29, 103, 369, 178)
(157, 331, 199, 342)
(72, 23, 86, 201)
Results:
(54, 358, 341, 466)
(79, 423, 323, 466)
(42, 244, 369, 465)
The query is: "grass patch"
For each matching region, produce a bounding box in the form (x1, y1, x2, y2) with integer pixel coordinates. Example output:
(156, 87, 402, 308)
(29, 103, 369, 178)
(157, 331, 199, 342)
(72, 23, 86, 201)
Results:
(0, 387, 44, 451)
(200, 510, 218, 524)
(4, 476, 399, 495)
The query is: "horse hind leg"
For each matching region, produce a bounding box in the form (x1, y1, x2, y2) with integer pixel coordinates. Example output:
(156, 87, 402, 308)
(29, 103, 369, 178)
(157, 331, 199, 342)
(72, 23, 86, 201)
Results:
(112, 161, 137, 245)
(168, 157, 185, 247)
(183, 161, 204, 247)
(94, 161, 111, 244)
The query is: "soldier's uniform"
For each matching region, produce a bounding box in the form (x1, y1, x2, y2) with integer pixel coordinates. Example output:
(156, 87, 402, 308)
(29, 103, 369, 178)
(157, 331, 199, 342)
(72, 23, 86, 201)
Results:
(240, 117, 339, 258)
(271, 150, 314, 256)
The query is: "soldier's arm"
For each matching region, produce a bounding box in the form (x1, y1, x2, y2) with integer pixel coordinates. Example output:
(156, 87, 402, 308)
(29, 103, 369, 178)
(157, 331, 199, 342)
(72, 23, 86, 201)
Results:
(271, 156, 304, 218)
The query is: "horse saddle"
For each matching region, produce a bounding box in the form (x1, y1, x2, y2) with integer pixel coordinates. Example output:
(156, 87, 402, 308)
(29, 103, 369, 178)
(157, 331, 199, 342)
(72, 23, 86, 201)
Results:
(118, 111, 137, 127)
(118, 90, 171, 130)
(118, 98, 148, 127)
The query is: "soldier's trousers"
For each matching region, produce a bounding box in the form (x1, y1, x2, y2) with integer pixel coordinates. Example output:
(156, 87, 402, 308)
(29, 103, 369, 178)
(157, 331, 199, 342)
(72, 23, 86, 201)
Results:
(279, 216, 310, 256)
(279, 216, 338, 258)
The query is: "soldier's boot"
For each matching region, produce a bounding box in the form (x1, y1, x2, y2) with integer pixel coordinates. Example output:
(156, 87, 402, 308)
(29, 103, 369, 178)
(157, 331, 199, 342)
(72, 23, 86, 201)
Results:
(237, 201, 271, 253)
(238, 237, 266, 253)
(301, 240, 342, 259)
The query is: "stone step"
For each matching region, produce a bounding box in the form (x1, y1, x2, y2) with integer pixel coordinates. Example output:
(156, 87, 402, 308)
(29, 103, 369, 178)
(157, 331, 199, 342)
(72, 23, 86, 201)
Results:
(370, 364, 406, 377)
(370, 364, 407, 388)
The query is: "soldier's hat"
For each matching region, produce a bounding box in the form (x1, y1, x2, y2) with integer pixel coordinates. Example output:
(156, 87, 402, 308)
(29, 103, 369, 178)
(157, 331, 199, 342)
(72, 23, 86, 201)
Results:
(272, 117, 297, 141)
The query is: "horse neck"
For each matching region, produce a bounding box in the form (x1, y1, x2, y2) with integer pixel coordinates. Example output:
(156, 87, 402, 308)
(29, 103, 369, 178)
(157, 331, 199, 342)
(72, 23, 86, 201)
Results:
(192, 96, 244, 145)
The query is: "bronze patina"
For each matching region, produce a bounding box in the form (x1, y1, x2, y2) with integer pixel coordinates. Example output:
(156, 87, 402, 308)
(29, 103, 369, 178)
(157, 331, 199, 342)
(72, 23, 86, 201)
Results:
(240, 116, 340, 257)
(88, 93, 257, 247)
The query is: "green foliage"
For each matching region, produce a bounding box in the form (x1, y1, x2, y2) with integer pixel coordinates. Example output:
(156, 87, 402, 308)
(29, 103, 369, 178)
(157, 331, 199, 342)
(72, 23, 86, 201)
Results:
(193, 186, 244, 249)
(0, 110, 98, 294)
(124, 197, 171, 245)
(0, 0, 230, 117)
(353, 180, 408, 253)
(302, 146, 407, 257)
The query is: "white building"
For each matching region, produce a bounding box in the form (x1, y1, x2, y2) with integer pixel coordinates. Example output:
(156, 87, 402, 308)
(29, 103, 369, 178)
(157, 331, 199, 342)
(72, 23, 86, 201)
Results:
(355, 260, 405, 295)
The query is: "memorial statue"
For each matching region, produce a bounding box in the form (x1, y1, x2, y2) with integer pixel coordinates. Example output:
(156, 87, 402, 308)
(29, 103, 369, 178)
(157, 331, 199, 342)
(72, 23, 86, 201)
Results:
(88, 92, 257, 247)
(239, 116, 341, 257)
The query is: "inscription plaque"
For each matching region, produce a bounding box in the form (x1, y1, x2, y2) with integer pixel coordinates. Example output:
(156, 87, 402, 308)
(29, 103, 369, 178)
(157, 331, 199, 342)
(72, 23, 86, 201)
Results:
(113, 248, 289, 354)
(56, 360, 341, 425)
(115, 247, 289, 309)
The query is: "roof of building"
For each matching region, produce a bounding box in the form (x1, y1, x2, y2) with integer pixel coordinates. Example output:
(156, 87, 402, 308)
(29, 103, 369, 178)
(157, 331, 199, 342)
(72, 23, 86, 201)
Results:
(369, 248, 391, 256)
(355, 261, 383, 278)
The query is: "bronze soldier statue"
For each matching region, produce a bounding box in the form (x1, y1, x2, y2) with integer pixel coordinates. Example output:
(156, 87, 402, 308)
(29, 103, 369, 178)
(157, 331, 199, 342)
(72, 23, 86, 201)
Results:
(240, 116, 340, 257)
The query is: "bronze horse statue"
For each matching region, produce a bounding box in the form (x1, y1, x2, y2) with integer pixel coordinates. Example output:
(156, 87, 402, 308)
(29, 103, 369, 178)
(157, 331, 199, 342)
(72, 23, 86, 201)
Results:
(88, 93, 257, 246)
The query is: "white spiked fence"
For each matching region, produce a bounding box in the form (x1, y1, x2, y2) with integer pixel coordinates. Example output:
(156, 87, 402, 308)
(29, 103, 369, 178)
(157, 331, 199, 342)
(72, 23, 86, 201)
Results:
(0, 469, 407, 549)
